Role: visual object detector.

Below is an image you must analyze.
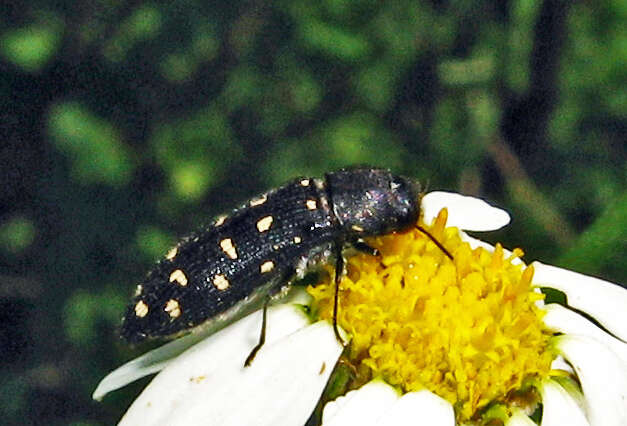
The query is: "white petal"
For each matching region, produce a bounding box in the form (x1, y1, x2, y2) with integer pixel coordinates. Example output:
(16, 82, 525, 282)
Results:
(542, 304, 627, 366)
(539, 379, 590, 426)
(460, 232, 497, 251)
(93, 329, 209, 400)
(120, 306, 342, 426)
(322, 381, 400, 426)
(555, 334, 627, 426)
(322, 383, 454, 426)
(422, 191, 510, 231)
(533, 262, 627, 341)
(506, 409, 536, 426)
(550, 355, 574, 375)
(93, 290, 313, 400)
(376, 390, 455, 426)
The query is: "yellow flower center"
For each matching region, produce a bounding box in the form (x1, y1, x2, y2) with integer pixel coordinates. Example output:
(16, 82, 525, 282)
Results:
(307, 209, 554, 421)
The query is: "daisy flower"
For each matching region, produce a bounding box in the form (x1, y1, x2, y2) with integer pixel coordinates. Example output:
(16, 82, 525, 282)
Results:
(94, 192, 627, 426)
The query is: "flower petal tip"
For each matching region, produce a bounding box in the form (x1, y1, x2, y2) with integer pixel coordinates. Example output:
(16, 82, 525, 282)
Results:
(533, 262, 627, 341)
(382, 390, 455, 426)
(422, 191, 510, 231)
(555, 334, 627, 426)
(540, 379, 589, 426)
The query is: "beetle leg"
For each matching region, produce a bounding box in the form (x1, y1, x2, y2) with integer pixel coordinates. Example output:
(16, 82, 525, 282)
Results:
(351, 239, 380, 257)
(244, 269, 295, 367)
(415, 225, 454, 260)
(244, 299, 268, 367)
(333, 240, 347, 346)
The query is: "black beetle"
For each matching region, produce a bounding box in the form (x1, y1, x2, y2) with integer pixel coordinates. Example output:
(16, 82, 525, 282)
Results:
(121, 167, 451, 365)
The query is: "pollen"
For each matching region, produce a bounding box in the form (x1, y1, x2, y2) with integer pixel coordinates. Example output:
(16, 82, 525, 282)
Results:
(307, 209, 554, 422)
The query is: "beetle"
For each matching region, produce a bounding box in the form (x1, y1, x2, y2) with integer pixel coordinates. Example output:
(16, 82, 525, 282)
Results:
(121, 167, 452, 365)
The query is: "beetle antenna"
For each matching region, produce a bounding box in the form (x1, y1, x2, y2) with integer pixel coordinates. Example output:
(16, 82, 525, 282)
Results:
(415, 225, 454, 260)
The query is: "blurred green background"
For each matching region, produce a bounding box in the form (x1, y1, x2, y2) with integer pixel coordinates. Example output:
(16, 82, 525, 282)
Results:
(0, 0, 625, 424)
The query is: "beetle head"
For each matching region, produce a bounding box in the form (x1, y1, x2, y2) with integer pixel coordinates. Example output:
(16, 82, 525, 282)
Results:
(326, 167, 421, 237)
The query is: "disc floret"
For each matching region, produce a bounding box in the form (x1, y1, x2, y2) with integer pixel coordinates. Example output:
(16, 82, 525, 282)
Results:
(308, 209, 554, 421)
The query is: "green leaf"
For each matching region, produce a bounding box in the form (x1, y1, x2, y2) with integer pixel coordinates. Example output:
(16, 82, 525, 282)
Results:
(0, 216, 36, 254)
(1, 24, 61, 72)
(48, 102, 135, 186)
(558, 191, 627, 282)
(299, 20, 371, 61)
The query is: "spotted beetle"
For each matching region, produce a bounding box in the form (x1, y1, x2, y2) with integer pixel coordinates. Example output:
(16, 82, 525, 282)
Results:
(121, 167, 452, 365)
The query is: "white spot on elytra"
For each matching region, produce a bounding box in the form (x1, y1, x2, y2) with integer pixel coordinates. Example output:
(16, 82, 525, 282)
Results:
(215, 215, 227, 226)
(165, 247, 178, 260)
(351, 225, 364, 232)
(250, 194, 268, 206)
(300, 179, 310, 187)
(169, 269, 188, 286)
(220, 238, 238, 259)
(134, 300, 148, 317)
(293, 236, 302, 244)
(212, 274, 230, 290)
(260, 260, 275, 273)
(306, 199, 317, 210)
(256, 216, 273, 232)
(165, 299, 181, 318)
